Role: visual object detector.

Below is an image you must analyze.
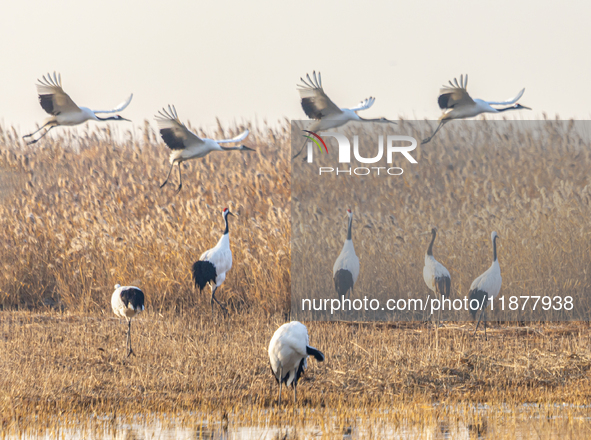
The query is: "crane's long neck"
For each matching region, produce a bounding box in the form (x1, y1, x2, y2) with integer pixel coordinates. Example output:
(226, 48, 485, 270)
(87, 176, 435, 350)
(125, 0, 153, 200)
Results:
(223, 214, 230, 235)
(495, 106, 521, 113)
(220, 146, 242, 151)
(95, 115, 120, 121)
(492, 236, 497, 262)
(427, 230, 436, 256)
(346, 216, 352, 240)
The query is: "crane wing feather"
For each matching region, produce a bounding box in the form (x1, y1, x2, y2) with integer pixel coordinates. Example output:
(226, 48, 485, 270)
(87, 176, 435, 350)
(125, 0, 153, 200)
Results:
(155, 106, 204, 150)
(35, 72, 80, 115)
(215, 129, 249, 144)
(349, 96, 375, 112)
(438, 75, 475, 109)
(484, 88, 525, 106)
(297, 71, 343, 119)
(92, 93, 133, 114)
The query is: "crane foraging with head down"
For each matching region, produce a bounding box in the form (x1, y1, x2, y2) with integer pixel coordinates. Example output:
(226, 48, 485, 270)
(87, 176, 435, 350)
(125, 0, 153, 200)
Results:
(111, 284, 145, 357)
(422, 74, 530, 144)
(23, 72, 132, 144)
(268, 321, 325, 407)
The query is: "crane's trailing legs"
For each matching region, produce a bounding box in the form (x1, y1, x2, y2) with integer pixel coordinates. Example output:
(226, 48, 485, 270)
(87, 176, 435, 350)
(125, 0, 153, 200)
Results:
(159, 162, 183, 193)
(422, 120, 447, 144)
(23, 122, 57, 145)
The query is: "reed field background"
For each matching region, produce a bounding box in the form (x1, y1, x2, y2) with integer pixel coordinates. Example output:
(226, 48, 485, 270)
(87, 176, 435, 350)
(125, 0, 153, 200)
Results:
(1, 120, 591, 436)
(292, 120, 591, 322)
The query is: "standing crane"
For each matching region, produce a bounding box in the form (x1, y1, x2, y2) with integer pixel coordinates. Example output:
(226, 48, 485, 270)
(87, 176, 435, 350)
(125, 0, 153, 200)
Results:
(23, 72, 132, 144)
(111, 284, 145, 357)
(469, 231, 502, 340)
(422, 228, 451, 327)
(192, 207, 235, 314)
(333, 209, 359, 298)
(155, 106, 253, 193)
(293, 71, 396, 159)
(422, 75, 530, 144)
(268, 321, 325, 407)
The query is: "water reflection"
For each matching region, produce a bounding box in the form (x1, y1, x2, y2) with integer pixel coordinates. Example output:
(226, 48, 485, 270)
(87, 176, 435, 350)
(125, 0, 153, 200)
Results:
(4, 408, 591, 439)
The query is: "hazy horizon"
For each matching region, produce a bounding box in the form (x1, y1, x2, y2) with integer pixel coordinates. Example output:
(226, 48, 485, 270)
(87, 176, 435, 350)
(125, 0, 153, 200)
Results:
(1, 0, 590, 135)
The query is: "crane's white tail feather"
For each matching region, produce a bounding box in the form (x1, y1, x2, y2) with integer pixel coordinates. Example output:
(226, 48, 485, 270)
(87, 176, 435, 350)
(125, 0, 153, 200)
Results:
(306, 346, 325, 362)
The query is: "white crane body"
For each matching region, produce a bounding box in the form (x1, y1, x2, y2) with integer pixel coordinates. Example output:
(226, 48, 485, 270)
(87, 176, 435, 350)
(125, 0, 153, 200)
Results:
(422, 75, 529, 143)
(268, 321, 324, 406)
(111, 284, 145, 357)
(156, 106, 253, 192)
(293, 72, 394, 159)
(192, 208, 235, 313)
(333, 210, 359, 298)
(23, 72, 132, 144)
(469, 231, 502, 339)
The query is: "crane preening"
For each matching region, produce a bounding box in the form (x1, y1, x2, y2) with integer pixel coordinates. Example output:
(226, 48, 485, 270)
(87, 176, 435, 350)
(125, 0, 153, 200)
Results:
(268, 321, 325, 407)
(111, 284, 145, 357)
(422, 75, 530, 144)
(333, 209, 360, 299)
(23, 72, 132, 145)
(469, 231, 502, 340)
(422, 228, 451, 327)
(192, 207, 235, 314)
(293, 71, 396, 159)
(155, 106, 253, 193)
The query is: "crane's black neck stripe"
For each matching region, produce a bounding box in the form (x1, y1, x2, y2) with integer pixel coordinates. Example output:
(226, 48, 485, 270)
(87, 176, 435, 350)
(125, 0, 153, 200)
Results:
(223, 213, 230, 235)
(496, 106, 520, 113)
(427, 229, 436, 256)
(493, 235, 497, 262)
(346, 216, 352, 240)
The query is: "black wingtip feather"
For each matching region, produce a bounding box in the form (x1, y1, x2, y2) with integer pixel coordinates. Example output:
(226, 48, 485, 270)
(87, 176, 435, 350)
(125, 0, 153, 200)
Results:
(192, 260, 217, 291)
(119, 287, 145, 310)
(160, 128, 186, 150)
(334, 269, 354, 297)
(306, 346, 325, 362)
(468, 289, 488, 319)
(438, 93, 453, 110)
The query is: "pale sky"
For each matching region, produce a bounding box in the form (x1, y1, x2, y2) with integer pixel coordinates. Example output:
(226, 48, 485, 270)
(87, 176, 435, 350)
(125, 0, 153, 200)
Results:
(1, 0, 590, 135)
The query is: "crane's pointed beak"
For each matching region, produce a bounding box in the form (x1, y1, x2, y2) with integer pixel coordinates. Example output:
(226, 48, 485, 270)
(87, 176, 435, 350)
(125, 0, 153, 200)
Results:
(242, 145, 255, 151)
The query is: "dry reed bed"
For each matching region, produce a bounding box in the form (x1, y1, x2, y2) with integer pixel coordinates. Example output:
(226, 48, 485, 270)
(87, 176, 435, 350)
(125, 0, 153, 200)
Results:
(1, 311, 591, 419)
(291, 120, 591, 321)
(0, 121, 290, 313)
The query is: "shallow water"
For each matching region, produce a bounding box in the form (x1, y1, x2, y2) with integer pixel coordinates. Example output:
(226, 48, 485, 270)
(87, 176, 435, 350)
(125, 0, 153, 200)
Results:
(5, 406, 591, 439)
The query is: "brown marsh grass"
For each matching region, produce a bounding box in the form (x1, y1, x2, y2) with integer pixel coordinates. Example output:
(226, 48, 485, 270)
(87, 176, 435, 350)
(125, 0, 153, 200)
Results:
(291, 120, 591, 322)
(1, 120, 591, 435)
(1, 311, 591, 436)
(0, 121, 290, 314)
